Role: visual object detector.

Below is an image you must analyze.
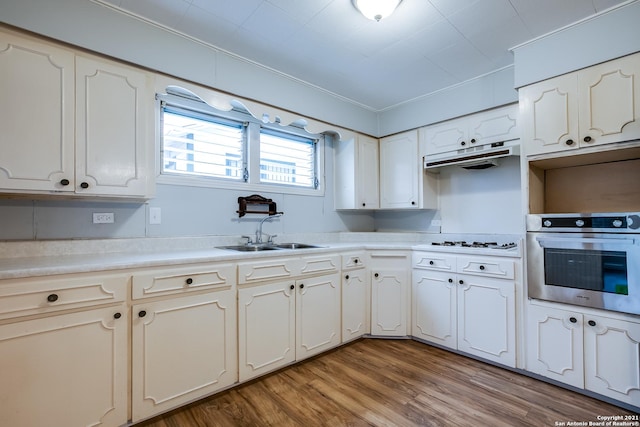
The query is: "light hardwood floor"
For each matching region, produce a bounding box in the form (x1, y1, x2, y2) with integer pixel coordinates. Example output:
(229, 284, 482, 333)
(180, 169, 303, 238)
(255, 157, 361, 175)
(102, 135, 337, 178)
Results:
(137, 339, 638, 426)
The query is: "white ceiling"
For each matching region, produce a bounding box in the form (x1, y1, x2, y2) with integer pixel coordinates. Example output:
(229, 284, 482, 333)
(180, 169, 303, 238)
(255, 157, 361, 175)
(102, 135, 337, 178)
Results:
(99, 0, 628, 111)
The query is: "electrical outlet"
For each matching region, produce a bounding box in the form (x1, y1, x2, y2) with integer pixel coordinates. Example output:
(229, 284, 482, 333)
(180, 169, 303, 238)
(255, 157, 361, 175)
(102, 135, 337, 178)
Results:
(149, 207, 161, 225)
(93, 212, 114, 224)
(431, 219, 442, 227)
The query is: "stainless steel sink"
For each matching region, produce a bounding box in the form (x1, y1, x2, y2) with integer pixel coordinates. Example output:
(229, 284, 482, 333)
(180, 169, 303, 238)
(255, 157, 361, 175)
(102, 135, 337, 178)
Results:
(219, 243, 321, 252)
(272, 243, 321, 249)
(219, 245, 279, 252)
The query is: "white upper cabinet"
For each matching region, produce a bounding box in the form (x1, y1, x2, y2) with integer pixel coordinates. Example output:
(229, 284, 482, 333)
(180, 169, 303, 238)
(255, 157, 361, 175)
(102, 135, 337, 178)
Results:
(379, 130, 438, 209)
(519, 73, 578, 156)
(75, 55, 152, 197)
(423, 104, 519, 156)
(423, 116, 468, 155)
(520, 52, 640, 156)
(334, 133, 379, 209)
(578, 54, 640, 147)
(0, 28, 154, 199)
(0, 30, 75, 193)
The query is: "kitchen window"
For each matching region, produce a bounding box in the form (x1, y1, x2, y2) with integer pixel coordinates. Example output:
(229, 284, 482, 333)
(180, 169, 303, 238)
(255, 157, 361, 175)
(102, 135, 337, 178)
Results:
(161, 105, 246, 181)
(158, 89, 323, 195)
(259, 128, 318, 188)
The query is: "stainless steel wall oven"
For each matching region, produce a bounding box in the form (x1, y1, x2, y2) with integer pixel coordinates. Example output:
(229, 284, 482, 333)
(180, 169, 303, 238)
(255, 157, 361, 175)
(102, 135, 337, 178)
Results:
(527, 213, 640, 315)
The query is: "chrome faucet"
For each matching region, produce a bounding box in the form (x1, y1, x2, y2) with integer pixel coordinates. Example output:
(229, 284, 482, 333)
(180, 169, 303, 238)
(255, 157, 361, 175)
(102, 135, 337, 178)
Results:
(256, 213, 282, 244)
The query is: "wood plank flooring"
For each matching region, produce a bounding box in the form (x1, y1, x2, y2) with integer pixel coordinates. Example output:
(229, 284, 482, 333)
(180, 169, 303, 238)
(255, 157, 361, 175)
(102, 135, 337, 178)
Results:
(137, 339, 638, 427)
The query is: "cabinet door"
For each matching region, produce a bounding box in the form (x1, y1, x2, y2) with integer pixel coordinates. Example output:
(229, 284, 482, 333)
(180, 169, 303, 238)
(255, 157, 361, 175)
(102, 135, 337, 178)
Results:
(371, 269, 409, 336)
(296, 273, 341, 360)
(342, 268, 369, 342)
(379, 131, 419, 209)
(584, 314, 640, 406)
(75, 55, 152, 197)
(457, 275, 516, 367)
(333, 133, 379, 210)
(0, 31, 75, 193)
(132, 291, 237, 422)
(238, 281, 296, 382)
(520, 73, 579, 156)
(412, 269, 457, 349)
(578, 53, 640, 148)
(357, 134, 380, 209)
(526, 304, 584, 388)
(423, 116, 468, 155)
(0, 306, 128, 427)
(468, 104, 519, 146)
(333, 135, 357, 210)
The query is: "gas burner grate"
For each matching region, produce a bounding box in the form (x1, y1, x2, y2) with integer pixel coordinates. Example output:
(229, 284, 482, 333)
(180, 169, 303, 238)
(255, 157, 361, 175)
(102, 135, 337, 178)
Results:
(431, 241, 517, 249)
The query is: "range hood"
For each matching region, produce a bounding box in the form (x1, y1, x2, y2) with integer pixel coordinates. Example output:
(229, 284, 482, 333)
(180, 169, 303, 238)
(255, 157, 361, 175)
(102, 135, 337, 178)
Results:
(423, 140, 520, 171)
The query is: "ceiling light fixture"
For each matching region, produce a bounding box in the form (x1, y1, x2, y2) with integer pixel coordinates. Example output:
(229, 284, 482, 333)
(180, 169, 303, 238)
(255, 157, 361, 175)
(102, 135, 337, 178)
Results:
(352, 0, 402, 22)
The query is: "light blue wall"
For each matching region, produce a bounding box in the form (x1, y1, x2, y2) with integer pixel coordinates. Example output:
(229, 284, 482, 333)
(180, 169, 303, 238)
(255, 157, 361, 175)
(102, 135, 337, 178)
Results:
(0, 138, 376, 240)
(0, 191, 374, 240)
(377, 67, 518, 137)
(512, 0, 640, 88)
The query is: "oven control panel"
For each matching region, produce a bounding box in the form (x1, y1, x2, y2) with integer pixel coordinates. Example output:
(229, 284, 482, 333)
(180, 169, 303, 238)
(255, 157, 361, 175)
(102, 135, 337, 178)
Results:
(528, 213, 640, 232)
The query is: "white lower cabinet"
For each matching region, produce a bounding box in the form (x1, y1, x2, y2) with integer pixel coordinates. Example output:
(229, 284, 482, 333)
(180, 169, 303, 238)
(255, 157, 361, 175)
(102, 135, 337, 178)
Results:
(341, 252, 369, 342)
(370, 251, 410, 337)
(238, 279, 296, 382)
(131, 263, 237, 422)
(412, 268, 457, 348)
(4, 245, 640, 424)
(527, 302, 640, 407)
(0, 273, 129, 427)
(296, 273, 342, 359)
(131, 290, 237, 422)
(0, 305, 128, 427)
(238, 254, 341, 382)
(456, 273, 515, 366)
(412, 252, 517, 367)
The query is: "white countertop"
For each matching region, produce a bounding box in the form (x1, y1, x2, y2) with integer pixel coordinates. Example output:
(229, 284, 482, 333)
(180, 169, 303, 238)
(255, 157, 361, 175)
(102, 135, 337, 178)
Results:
(0, 233, 523, 280)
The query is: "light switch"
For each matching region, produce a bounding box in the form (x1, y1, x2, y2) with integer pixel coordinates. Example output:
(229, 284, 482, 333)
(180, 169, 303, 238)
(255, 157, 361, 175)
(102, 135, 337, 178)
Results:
(149, 207, 162, 224)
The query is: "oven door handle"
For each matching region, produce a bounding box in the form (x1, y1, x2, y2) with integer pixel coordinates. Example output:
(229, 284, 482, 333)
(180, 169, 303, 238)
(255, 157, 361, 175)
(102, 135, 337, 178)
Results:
(536, 236, 636, 249)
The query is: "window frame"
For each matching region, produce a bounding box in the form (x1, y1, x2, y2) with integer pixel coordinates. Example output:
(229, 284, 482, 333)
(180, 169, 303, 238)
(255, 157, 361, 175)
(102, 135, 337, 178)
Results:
(156, 92, 325, 197)
(257, 125, 319, 189)
(160, 103, 248, 182)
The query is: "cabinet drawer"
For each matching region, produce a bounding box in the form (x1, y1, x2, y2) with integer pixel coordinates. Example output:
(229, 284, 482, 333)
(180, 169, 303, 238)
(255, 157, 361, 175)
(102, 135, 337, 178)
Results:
(341, 253, 366, 270)
(299, 255, 340, 276)
(0, 273, 128, 320)
(457, 256, 514, 279)
(132, 263, 235, 299)
(238, 258, 297, 285)
(412, 252, 456, 272)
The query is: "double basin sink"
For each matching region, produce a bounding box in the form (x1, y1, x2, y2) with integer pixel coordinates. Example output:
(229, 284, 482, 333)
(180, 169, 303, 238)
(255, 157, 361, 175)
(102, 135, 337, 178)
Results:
(219, 243, 321, 252)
